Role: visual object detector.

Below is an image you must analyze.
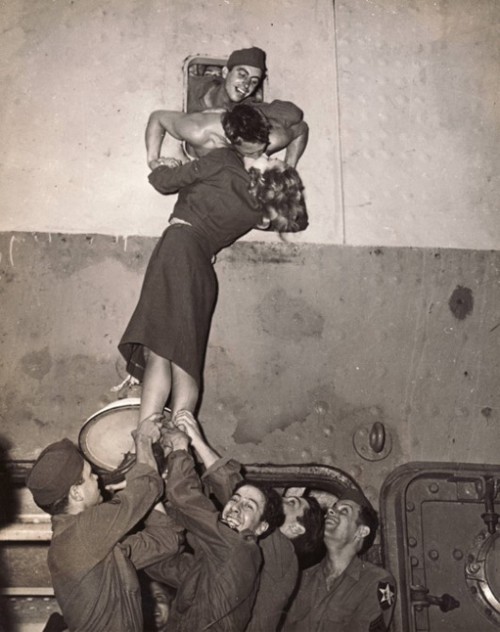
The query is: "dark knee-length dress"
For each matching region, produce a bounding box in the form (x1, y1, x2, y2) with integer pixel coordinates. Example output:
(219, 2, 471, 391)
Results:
(119, 148, 263, 387)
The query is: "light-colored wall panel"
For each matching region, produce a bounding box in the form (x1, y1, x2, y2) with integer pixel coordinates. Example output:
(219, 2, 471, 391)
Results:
(0, 0, 341, 243)
(337, 0, 499, 248)
(1, 1, 498, 247)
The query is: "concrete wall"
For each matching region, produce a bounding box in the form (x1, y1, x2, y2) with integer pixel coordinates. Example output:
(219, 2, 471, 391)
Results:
(1, 0, 499, 506)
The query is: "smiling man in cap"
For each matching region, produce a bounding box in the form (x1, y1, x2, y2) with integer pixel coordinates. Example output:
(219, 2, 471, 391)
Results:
(152, 46, 309, 168)
(26, 416, 182, 632)
(163, 410, 323, 632)
(145, 424, 285, 632)
(187, 46, 267, 113)
(283, 488, 397, 632)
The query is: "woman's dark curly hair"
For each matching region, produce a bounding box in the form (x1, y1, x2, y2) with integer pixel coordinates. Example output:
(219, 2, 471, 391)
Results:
(248, 163, 308, 233)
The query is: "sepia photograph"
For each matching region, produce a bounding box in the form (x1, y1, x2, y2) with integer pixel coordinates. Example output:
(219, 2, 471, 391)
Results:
(0, 0, 499, 630)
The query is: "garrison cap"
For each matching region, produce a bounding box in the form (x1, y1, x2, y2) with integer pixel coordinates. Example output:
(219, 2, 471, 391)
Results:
(26, 438, 84, 506)
(227, 47, 267, 72)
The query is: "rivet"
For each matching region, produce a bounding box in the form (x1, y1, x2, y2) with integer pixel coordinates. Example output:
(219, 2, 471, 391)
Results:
(411, 556, 419, 567)
(408, 537, 417, 548)
(453, 549, 464, 561)
(428, 483, 439, 493)
(406, 501, 415, 512)
(428, 549, 439, 561)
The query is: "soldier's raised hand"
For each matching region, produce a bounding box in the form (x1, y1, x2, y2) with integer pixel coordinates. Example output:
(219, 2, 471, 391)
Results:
(174, 410, 203, 444)
(133, 412, 164, 443)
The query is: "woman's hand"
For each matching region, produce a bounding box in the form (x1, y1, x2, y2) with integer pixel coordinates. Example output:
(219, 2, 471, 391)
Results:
(149, 157, 183, 170)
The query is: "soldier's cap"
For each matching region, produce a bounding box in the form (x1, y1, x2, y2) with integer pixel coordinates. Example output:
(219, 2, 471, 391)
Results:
(26, 438, 84, 506)
(227, 47, 267, 72)
(339, 487, 373, 511)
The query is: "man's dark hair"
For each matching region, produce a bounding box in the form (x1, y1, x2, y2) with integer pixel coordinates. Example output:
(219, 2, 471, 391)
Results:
(38, 473, 85, 516)
(290, 496, 325, 561)
(222, 104, 270, 146)
(356, 503, 379, 556)
(233, 480, 284, 537)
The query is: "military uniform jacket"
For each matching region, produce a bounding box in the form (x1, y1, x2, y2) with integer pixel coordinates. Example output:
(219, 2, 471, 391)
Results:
(283, 555, 396, 632)
(146, 450, 263, 632)
(48, 463, 181, 632)
(202, 458, 299, 632)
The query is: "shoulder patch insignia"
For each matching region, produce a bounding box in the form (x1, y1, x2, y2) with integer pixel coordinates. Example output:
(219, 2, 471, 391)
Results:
(377, 581, 395, 610)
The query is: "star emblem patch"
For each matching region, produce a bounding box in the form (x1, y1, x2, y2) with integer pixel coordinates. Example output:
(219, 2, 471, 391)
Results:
(378, 581, 395, 610)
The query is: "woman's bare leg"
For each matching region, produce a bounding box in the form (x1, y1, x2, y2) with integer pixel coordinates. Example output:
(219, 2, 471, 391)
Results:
(170, 361, 199, 419)
(139, 348, 172, 422)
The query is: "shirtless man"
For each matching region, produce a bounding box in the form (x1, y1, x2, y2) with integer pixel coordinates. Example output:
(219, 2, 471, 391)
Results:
(146, 100, 309, 169)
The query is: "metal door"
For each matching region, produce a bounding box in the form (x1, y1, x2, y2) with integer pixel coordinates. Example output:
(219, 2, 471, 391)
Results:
(381, 462, 500, 632)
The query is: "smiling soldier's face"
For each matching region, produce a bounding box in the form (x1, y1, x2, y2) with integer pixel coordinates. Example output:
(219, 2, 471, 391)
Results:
(223, 65, 263, 102)
(221, 484, 268, 536)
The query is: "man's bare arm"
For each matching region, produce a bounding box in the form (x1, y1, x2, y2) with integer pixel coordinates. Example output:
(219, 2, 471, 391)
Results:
(145, 110, 188, 169)
(146, 110, 227, 169)
(173, 410, 220, 470)
(283, 120, 309, 168)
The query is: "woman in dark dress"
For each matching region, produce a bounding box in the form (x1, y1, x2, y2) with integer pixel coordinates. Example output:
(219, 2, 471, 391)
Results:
(119, 105, 308, 428)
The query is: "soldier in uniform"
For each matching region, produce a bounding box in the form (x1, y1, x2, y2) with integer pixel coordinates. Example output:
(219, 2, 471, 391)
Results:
(148, 46, 308, 169)
(283, 489, 396, 632)
(187, 46, 267, 113)
(172, 410, 324, 632)
(145, 425, 285, 632)
(25, 416, 182, 632)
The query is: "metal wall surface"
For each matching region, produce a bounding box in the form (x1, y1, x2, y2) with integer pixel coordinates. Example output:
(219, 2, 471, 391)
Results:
(1, 233, 498, 509)
(1, 0, 499, 247)
(381, 463, 500, 632)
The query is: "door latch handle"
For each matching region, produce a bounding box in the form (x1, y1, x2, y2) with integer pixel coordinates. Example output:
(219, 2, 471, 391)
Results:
(369, 421, 385, 453)
(411, 585, 460, 613)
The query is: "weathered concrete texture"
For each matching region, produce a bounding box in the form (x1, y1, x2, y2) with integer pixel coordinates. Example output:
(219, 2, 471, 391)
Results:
(1, 232, 498, 505)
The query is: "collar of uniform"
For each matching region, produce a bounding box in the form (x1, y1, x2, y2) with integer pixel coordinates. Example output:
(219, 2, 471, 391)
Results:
(51, 511, 77, 536)
(344, 554, 363, 580)
(321, 553, 363, 582)
(239, 528, 258, 542)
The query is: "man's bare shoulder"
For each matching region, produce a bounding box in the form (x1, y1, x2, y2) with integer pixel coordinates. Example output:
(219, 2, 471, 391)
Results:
(254, 100, 304, 128)
(184, 111, 227, 149)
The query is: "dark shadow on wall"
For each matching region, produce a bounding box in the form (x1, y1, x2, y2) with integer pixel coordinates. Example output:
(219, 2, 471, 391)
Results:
(0, 435, 20, 632)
